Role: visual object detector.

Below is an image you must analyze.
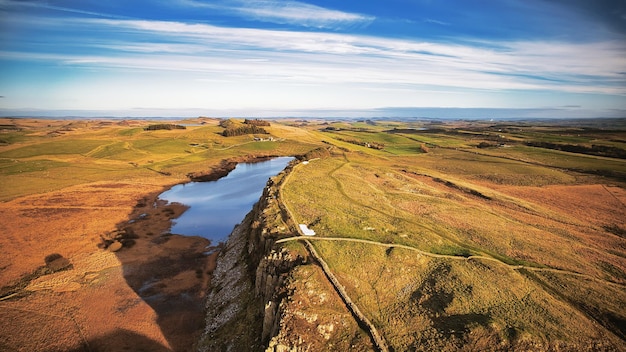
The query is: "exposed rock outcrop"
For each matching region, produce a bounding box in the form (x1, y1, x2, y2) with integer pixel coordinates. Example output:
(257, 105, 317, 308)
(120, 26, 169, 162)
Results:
(198, 160, 303, 352)
(256, 248, 303, 343)
(199, 213, 262, 351)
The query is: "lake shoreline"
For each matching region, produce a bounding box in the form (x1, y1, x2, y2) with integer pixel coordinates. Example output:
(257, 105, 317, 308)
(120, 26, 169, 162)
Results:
(159, 156, 294, 242)
(107, 154, 295, 350)
(186, 154, 284, 182)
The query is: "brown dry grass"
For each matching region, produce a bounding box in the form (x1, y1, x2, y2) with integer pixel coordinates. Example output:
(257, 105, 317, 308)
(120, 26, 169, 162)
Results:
(0, 175, 220, 351)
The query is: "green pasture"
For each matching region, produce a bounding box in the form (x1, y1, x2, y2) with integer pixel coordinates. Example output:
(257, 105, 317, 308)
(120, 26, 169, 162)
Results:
(87, 142, 146, 161)
(117, 128, 143, 136)
(283, 157, 466, 251)
(0, 139, 106, 158)
(0, 159, 68, 175)
(488, 145, 626, 177)
(0, 162, 147, 201)
(0, 131, 30, 145)
(411, 148, 577, 185)
(131, 138, 191, 155)
(509, 130, 598, 144)
(395, 132, 471, 148)
(284, 150, 601, 272)
(318, 130, 428, 156)
(0, 120, 320, 200)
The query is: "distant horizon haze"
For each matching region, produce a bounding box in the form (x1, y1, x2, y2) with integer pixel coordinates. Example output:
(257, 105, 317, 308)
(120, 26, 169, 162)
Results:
(1, 107, 624, 120)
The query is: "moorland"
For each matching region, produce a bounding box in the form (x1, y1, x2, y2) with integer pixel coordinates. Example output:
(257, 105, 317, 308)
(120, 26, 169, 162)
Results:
(0, 116, 624, 351)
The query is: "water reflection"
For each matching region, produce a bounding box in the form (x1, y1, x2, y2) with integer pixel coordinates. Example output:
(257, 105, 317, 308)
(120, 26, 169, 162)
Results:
(159, 157, 293, 243)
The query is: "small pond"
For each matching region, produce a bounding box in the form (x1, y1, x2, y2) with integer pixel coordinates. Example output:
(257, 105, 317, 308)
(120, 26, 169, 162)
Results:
(159, 156, 293, 243)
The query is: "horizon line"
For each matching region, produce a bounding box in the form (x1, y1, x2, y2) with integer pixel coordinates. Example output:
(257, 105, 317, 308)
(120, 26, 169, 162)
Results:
(1, 106, 625, 120)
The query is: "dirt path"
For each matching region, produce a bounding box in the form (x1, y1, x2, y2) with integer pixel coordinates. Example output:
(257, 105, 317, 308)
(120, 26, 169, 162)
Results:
(277, 236, 624, 288)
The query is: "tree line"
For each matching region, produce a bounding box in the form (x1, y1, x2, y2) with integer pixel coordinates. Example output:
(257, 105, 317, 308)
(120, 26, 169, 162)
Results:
(222, 125, 269, 137)
(243, 119, 270, 126)
(525, 141, 626, 159)
(144, 124, 186, 131)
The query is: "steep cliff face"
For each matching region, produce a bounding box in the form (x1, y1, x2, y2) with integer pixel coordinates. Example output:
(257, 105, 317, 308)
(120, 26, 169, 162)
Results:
(197, 149, 339, 352)
(198, 212, 262, 351)
(256, 248, 303, 342)
(197, 163, 302, 352)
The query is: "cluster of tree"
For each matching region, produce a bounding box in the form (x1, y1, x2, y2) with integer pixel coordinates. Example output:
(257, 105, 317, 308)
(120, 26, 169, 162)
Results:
(144, 124, 186, 131)
(336, 137, 384, 150)
(243, 119, 270, 126)
(218, 119, 238, 129)
(298, 146, 331, 161)
(322, 126, 372, 133)
(222, 125, 269, 137)
(525, 141, 626, 159)
(477, 141, 500, 148)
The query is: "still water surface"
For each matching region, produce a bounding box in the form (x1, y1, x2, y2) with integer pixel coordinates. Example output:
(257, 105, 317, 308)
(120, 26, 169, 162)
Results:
(159, 157, 293, 243)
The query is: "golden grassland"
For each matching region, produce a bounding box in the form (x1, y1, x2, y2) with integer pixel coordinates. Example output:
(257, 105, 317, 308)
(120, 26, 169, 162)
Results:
(1, 116, 625, 350)
(281, 118, 626, 350)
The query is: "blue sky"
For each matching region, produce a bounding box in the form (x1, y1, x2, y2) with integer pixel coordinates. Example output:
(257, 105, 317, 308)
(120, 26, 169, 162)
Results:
(1, 0, 625, 118)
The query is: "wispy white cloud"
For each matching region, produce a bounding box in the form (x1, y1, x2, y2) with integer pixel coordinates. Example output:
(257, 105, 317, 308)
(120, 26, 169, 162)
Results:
(424, 18, 450, 26)
(176, 0, 374, 29)
(56, 18, 623, 95)
(2, 14, 625, 111)
(0, 0, 130, 19)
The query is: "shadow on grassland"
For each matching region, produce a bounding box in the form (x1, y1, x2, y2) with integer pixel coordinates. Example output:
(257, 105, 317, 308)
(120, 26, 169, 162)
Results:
(100, 190, 217, 352)
(66, 328, 171, 352)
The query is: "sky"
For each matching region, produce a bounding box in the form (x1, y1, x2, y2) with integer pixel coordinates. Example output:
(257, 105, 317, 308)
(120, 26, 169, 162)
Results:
(0, 0, 625, 118)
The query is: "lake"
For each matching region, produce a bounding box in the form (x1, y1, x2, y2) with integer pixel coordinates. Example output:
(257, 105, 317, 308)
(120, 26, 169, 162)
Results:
(159, 156, 293, 243)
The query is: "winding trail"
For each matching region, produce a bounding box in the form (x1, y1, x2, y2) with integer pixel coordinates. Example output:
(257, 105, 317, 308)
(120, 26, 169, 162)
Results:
(277, 236, 625, 289)
(313, 157, 626, 284)
(324, 158, 520, 264)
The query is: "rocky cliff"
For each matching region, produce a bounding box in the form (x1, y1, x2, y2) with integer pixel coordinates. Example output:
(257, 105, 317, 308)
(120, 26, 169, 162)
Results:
(197, 161, 304, 352)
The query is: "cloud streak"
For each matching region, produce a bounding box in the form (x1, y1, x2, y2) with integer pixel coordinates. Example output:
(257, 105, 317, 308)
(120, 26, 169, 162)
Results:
(41, 17, 622, 96)
(0, 0, 131, 19)
(176, 0, 374, 29)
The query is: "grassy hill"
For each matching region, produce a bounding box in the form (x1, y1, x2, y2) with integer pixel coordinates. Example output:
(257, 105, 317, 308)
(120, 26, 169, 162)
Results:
(275, 118, 626, 350)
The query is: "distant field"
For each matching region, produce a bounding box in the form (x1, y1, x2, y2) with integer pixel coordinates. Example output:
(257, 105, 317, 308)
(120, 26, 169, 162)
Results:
(0, 118, 322, 200)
